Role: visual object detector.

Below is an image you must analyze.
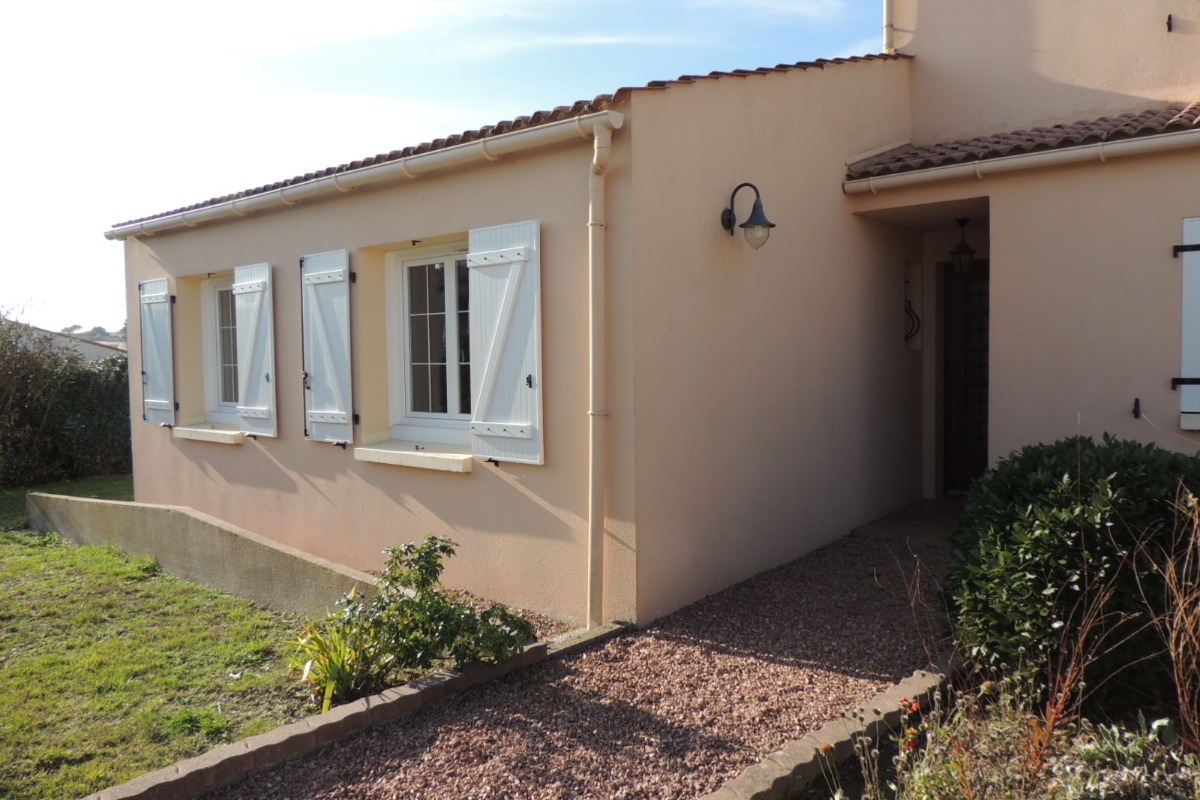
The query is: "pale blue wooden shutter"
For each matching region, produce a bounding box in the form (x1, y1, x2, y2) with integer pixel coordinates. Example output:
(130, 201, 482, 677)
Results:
(468, 220, 543, 464)
(233, 264, 277, 437)
(301, 250, 354, 444)
(138, 278, 175, 426)
(1182, 217, 1200, 429)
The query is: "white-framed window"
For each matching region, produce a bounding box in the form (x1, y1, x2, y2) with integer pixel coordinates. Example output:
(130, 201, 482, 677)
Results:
(201, 275, 240, 425)
(370, 220, 545, 464)
(386, 245, 472, 444)
(193, 264, 277, 437)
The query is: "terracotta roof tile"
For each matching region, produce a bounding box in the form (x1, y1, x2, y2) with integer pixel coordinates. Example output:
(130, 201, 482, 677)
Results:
(846, 102, 1200, 180)
(114, 54, 907, 228)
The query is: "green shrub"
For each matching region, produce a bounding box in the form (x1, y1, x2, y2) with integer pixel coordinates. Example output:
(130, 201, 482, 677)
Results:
(293, 536, 535, 712)
(945, 434, 1200, 704)
(0, 317, 131, 487)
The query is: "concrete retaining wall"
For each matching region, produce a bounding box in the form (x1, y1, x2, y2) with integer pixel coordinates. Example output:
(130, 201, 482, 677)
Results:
(26, 494, 375, 617)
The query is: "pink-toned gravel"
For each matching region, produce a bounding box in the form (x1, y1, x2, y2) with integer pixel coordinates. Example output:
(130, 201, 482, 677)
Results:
(208, 536, 947, 800)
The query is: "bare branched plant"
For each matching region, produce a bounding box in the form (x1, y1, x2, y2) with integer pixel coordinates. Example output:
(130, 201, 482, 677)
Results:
(1135, 493, 1200, 751)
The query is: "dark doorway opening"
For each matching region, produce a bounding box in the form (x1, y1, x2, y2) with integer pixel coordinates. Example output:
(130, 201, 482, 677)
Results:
(943, 260, 989, 494)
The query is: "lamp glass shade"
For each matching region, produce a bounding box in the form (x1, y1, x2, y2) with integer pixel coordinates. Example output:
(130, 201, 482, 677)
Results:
(743, 225, 771, 250)
(949, 241, 975, 274)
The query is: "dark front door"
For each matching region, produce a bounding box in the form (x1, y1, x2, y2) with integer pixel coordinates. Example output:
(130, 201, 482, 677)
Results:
(943, 260, 989, 493)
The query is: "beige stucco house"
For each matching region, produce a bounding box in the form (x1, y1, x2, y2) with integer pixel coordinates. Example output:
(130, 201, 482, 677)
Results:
(108, 0, 1200, 627)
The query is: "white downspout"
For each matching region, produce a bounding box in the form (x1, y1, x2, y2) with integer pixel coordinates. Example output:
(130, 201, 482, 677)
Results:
(587, 118, 616, 629)
(883, 0, 896, 54)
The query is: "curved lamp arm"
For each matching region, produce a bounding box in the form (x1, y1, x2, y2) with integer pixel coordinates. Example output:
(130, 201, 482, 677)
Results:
(720, 182, 776, 250)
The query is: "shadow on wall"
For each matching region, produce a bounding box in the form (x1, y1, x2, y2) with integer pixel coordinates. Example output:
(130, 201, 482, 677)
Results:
(356, 458, 580, 545)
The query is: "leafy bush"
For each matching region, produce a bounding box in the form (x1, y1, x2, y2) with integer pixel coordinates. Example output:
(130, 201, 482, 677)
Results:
(945, 434, 1200, 703)
(0, 317, 131, 488)
(294, 536, 535, 712)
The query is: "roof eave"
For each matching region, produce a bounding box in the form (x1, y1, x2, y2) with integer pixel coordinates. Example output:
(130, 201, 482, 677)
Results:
(843, 126, 1200, 195)
(106, 109, 625, 241)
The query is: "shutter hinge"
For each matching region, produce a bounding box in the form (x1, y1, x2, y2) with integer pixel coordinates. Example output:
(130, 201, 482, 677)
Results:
(350, 272, 357, 283)
(1171, 378, 1200, 390)
(353, 413, 360, 425)
(1174, 244, 1200, 258)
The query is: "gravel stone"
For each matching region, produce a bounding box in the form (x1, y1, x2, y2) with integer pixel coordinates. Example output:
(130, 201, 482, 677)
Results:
(207, 536, 947, 800)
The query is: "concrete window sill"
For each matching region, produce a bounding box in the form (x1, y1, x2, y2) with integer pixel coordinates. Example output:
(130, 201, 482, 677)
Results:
(173, 425, 244, 445)
(353, 440, 473, 473)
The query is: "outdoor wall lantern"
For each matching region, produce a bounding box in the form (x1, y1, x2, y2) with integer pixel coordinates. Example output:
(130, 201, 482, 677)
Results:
(949, 217, 976, 274)
(721, 182, 776, 250)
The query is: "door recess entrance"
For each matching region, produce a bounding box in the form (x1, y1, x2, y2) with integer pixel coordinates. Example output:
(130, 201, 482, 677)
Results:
(943, 260, 989, 493)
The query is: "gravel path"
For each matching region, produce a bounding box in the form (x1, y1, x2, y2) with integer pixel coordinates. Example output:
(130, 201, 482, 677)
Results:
(209, 536, 947, 800)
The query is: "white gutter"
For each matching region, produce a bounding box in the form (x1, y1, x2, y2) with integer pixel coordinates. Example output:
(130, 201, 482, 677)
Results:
(843, 127, 1200, 195)
(883, 0, 896, 54)
(106, 110, 626, 240)
(586, 115, 619, 629)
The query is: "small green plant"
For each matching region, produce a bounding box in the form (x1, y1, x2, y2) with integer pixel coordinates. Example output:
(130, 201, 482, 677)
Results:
(293, 535, 535, 712)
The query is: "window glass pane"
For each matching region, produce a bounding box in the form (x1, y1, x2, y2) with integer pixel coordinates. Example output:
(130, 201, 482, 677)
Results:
(410, 314, 429, 364)
(459, 364, 471, 415)
(430, 264, 446, 313)
(456, 260, 469, 312)
(456, 259, 470, 415)
(408, 261, 449, 415)
(457, 310, 469, 366)
(432, 365, 448, 413)
(429, 314, 446, 364)
(412, 365, 430, 413)
(409, 266, 428, 314)
(217, 287, 238, 404)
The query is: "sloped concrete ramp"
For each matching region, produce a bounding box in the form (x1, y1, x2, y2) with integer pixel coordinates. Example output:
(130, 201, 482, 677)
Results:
(26, 494, 373, 616)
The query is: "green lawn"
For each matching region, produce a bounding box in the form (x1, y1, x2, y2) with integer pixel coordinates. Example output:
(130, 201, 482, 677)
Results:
(0, 473, 135, 530)
(0, 476, 315, 799)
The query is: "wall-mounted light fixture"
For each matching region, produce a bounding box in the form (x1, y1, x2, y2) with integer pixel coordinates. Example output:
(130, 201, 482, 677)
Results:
(949, 217, 976, 274)
(720, 182, 776, 250)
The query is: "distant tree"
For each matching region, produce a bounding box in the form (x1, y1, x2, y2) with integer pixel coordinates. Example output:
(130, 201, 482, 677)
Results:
(116, 320, 127, 339)
(0, 314, 131, 487)
(61, 324, 82, 335)
(82, 326, 108, 340)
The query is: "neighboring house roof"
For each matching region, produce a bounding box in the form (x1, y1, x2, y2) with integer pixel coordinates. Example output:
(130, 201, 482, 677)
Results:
(846, 102, 1200, 180)
(17, 325, 126, 360)
(110, 55, 906, 231)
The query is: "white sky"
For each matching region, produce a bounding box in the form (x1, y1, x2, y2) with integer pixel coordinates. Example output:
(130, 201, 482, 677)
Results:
(0, 0, 882, 333)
